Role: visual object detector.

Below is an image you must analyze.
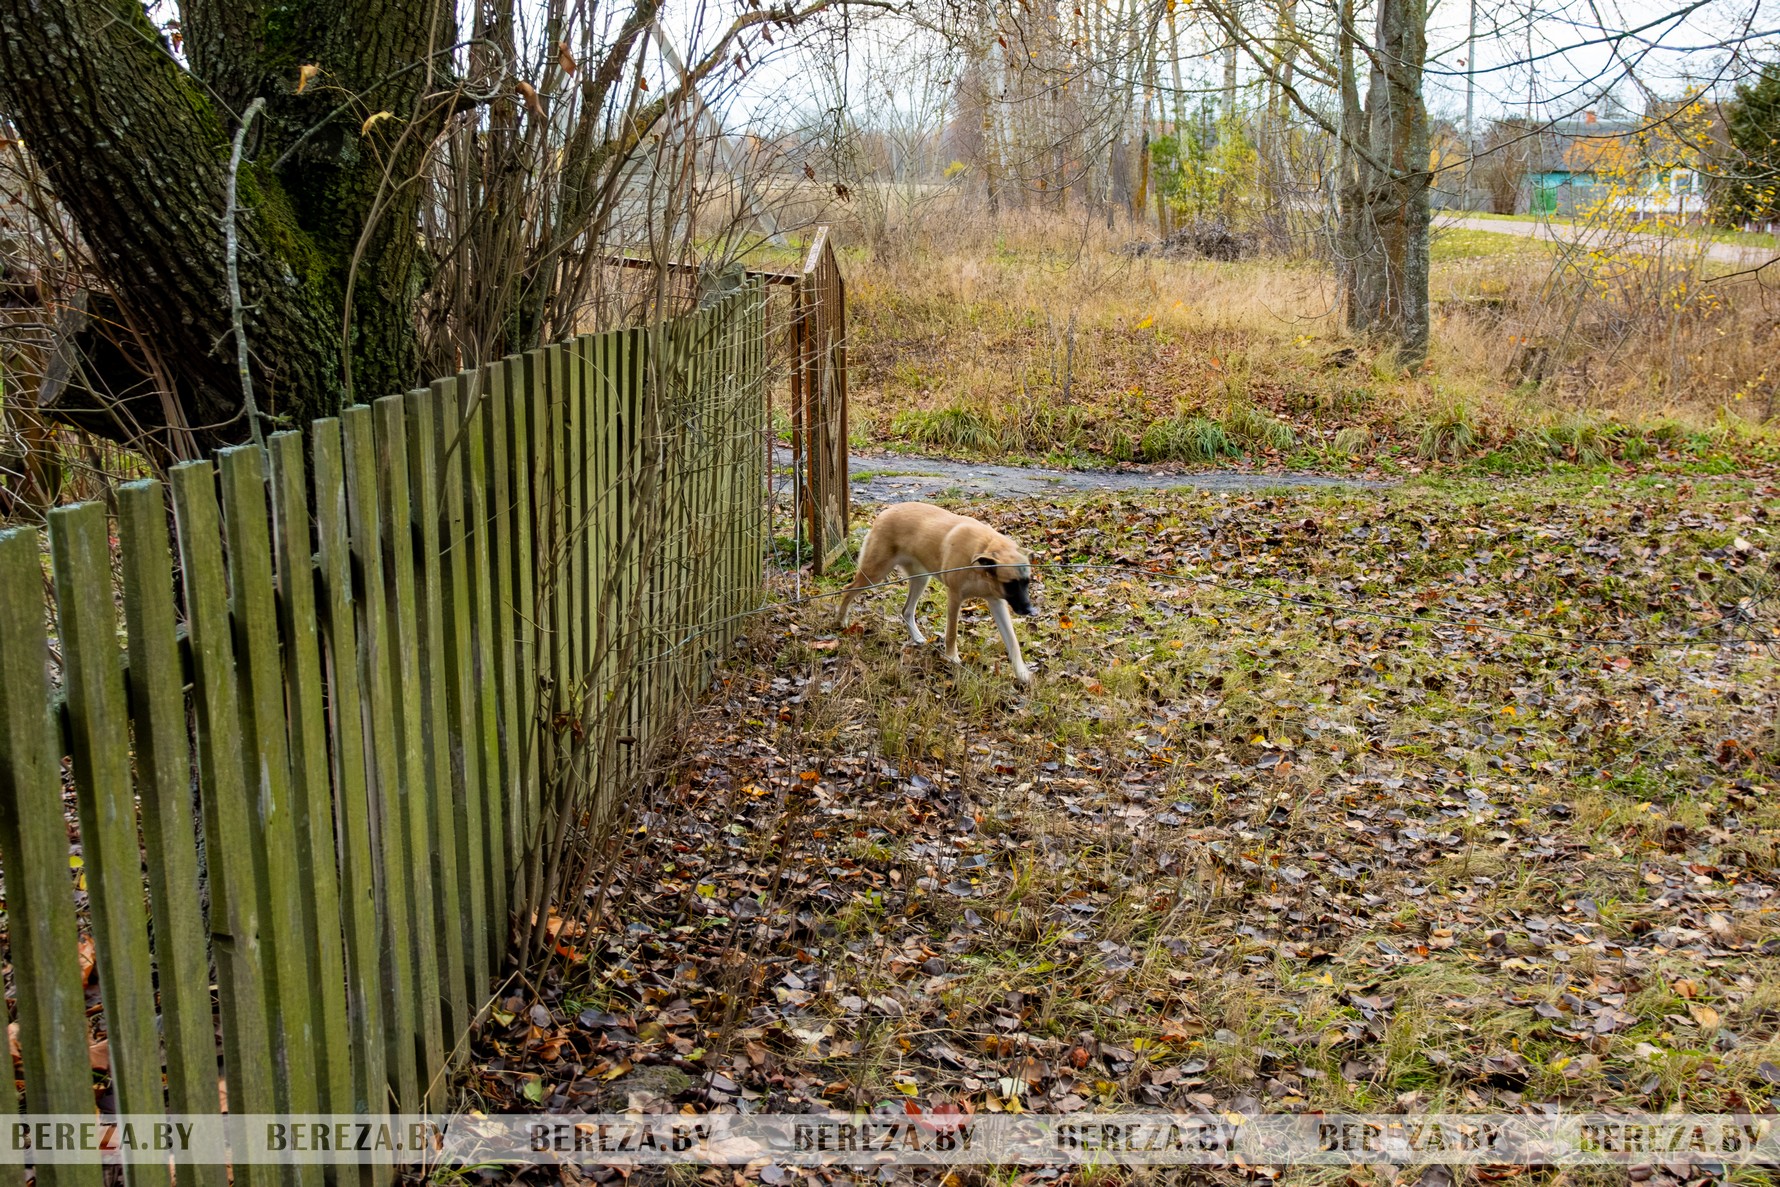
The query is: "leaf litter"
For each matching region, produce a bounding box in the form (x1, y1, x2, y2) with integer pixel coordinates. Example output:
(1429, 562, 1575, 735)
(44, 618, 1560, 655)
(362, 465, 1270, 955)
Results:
(460, 468, 1780, 1186)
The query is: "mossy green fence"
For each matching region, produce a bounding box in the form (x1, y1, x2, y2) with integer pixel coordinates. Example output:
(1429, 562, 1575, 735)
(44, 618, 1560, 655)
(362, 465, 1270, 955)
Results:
(0, 283, 767, 1181)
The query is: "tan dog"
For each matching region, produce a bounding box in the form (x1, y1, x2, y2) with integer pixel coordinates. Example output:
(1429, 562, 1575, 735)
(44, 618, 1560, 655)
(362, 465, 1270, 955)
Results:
(837, 502, 1035, 683)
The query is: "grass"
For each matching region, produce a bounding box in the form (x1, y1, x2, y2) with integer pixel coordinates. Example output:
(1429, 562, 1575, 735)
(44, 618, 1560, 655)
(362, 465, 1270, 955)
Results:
(1417, 402, 1482, 461)
(1430, 228, 1547, 261)
(890, 400, 1001, 453)
(1139, 414, 1238, 463)
(586, 468, 1780, 1132)
(850, 467, 946, 480)
(841, 207, 1780, 475)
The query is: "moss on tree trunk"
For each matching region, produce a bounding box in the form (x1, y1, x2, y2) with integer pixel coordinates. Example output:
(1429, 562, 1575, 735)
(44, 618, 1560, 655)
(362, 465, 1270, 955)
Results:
(0, 0, 448, 453)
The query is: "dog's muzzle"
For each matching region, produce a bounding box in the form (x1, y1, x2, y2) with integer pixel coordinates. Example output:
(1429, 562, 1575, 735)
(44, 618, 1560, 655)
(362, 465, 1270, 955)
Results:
(1004, 577, 1034, 617)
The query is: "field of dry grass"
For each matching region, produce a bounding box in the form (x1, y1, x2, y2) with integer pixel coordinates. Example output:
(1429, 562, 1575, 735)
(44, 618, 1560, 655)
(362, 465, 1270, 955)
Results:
(836, 210, 1780, 475)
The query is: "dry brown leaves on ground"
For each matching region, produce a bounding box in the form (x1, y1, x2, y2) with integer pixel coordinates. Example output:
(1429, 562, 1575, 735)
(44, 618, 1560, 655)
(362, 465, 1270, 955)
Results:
(460, 466, 1780, 1187)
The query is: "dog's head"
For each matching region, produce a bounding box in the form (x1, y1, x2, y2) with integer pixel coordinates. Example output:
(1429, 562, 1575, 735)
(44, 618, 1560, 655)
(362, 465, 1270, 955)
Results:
(975, 547, 1034, 616)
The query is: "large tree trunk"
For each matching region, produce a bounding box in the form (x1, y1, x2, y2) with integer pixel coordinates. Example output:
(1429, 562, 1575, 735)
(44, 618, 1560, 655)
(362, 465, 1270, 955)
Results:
(0, 0, 450, 455)
(1339, 0, 1431, 360)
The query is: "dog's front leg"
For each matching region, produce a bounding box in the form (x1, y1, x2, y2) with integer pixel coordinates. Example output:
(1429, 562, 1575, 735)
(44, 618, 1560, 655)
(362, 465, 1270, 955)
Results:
(943, 589, 962, 665)
(988, 598, 1033, 684)
(902, 573, 930, 644)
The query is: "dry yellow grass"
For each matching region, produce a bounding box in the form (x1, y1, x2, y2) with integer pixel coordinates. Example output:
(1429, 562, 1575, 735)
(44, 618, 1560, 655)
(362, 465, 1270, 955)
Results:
(836, 207, 1780, 470)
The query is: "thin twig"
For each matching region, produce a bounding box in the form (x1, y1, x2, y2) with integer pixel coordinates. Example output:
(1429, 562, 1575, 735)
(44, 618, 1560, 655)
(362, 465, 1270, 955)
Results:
(225, 97, 268, 451)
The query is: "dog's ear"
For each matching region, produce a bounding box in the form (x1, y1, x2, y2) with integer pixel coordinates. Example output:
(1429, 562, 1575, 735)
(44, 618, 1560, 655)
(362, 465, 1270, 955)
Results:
(975, 555, 999, 568)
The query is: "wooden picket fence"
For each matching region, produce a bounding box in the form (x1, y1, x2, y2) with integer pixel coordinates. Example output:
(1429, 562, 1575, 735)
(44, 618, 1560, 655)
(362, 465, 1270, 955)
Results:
(0, 282, 768, 1179)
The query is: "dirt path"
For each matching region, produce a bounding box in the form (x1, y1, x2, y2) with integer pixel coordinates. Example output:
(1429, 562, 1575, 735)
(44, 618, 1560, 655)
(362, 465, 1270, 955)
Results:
(777, 449, 1382, 504)
(1437, 214, 1779, 269)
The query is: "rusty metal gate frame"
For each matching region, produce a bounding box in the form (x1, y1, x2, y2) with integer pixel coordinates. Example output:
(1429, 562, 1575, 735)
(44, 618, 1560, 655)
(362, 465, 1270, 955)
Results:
(786, 226, 849, 575)
(605, 228, 849, 576)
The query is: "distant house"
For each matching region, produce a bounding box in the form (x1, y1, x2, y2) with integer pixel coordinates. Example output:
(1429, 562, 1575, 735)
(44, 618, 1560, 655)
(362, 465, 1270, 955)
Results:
(1496, 109, 1706, 218)
(1517, 112, 1636, 214)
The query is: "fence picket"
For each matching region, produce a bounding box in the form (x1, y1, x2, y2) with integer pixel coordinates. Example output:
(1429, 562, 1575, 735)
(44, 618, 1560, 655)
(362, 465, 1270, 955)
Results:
(343, 404, 420, 1113)
(568, 338, 589, 702)
(506, 351, 540, 915)
(268, 432, 356, 1118)
(519, 346, 552, 918)
(433, 374, 491, 1015)
(168, 461, 276, 1187)
(622, 329, 646, 782)
(309, 419, 390, 1116)
(47, 503, 172, 1187)
(459, 367, 506, 985)
(589, 332, 617, 819)
(484, 360, 517, 937)
(610, 327, 634, 779)
(372, 394, 448, 1104)
(116, 482, 226, 1145)
(216, 446, 326, 1187)
(541, 342, 573, 935)
(408, 386, 472, 1052)
(0, 528, 105, 1187)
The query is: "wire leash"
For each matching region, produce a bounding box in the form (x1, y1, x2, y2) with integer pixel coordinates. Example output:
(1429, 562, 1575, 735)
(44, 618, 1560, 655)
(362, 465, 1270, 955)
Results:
(649, 556, 1780, 666)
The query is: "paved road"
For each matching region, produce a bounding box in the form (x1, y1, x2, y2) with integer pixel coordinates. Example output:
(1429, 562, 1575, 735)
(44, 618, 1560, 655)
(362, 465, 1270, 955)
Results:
(1437, 215, 1779, 270)
(773, 449, 1384, 504)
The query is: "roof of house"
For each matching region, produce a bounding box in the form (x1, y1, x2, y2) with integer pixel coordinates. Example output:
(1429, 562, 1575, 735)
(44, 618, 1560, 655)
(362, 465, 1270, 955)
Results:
(1492, 115, 1642, 173)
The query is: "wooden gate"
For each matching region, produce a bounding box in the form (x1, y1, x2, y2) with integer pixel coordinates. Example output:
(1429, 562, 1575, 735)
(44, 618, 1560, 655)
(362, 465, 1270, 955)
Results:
(787, 226, 850, 573)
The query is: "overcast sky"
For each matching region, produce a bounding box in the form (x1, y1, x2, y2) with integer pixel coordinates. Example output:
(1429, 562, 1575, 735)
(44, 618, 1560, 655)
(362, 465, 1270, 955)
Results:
(684, 0, 1777, 135)
(144, 0, 1776, 134)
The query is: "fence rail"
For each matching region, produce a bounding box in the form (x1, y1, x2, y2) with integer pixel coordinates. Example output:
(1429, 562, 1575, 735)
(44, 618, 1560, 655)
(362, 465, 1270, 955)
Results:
(0, 283, 768, 1174)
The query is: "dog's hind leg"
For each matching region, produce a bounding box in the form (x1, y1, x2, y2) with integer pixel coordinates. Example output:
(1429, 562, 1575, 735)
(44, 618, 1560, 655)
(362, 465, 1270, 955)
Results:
(901, 573, 931, 643)
(837, 532, 890, 628)
(989, 598, 1033, 684)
